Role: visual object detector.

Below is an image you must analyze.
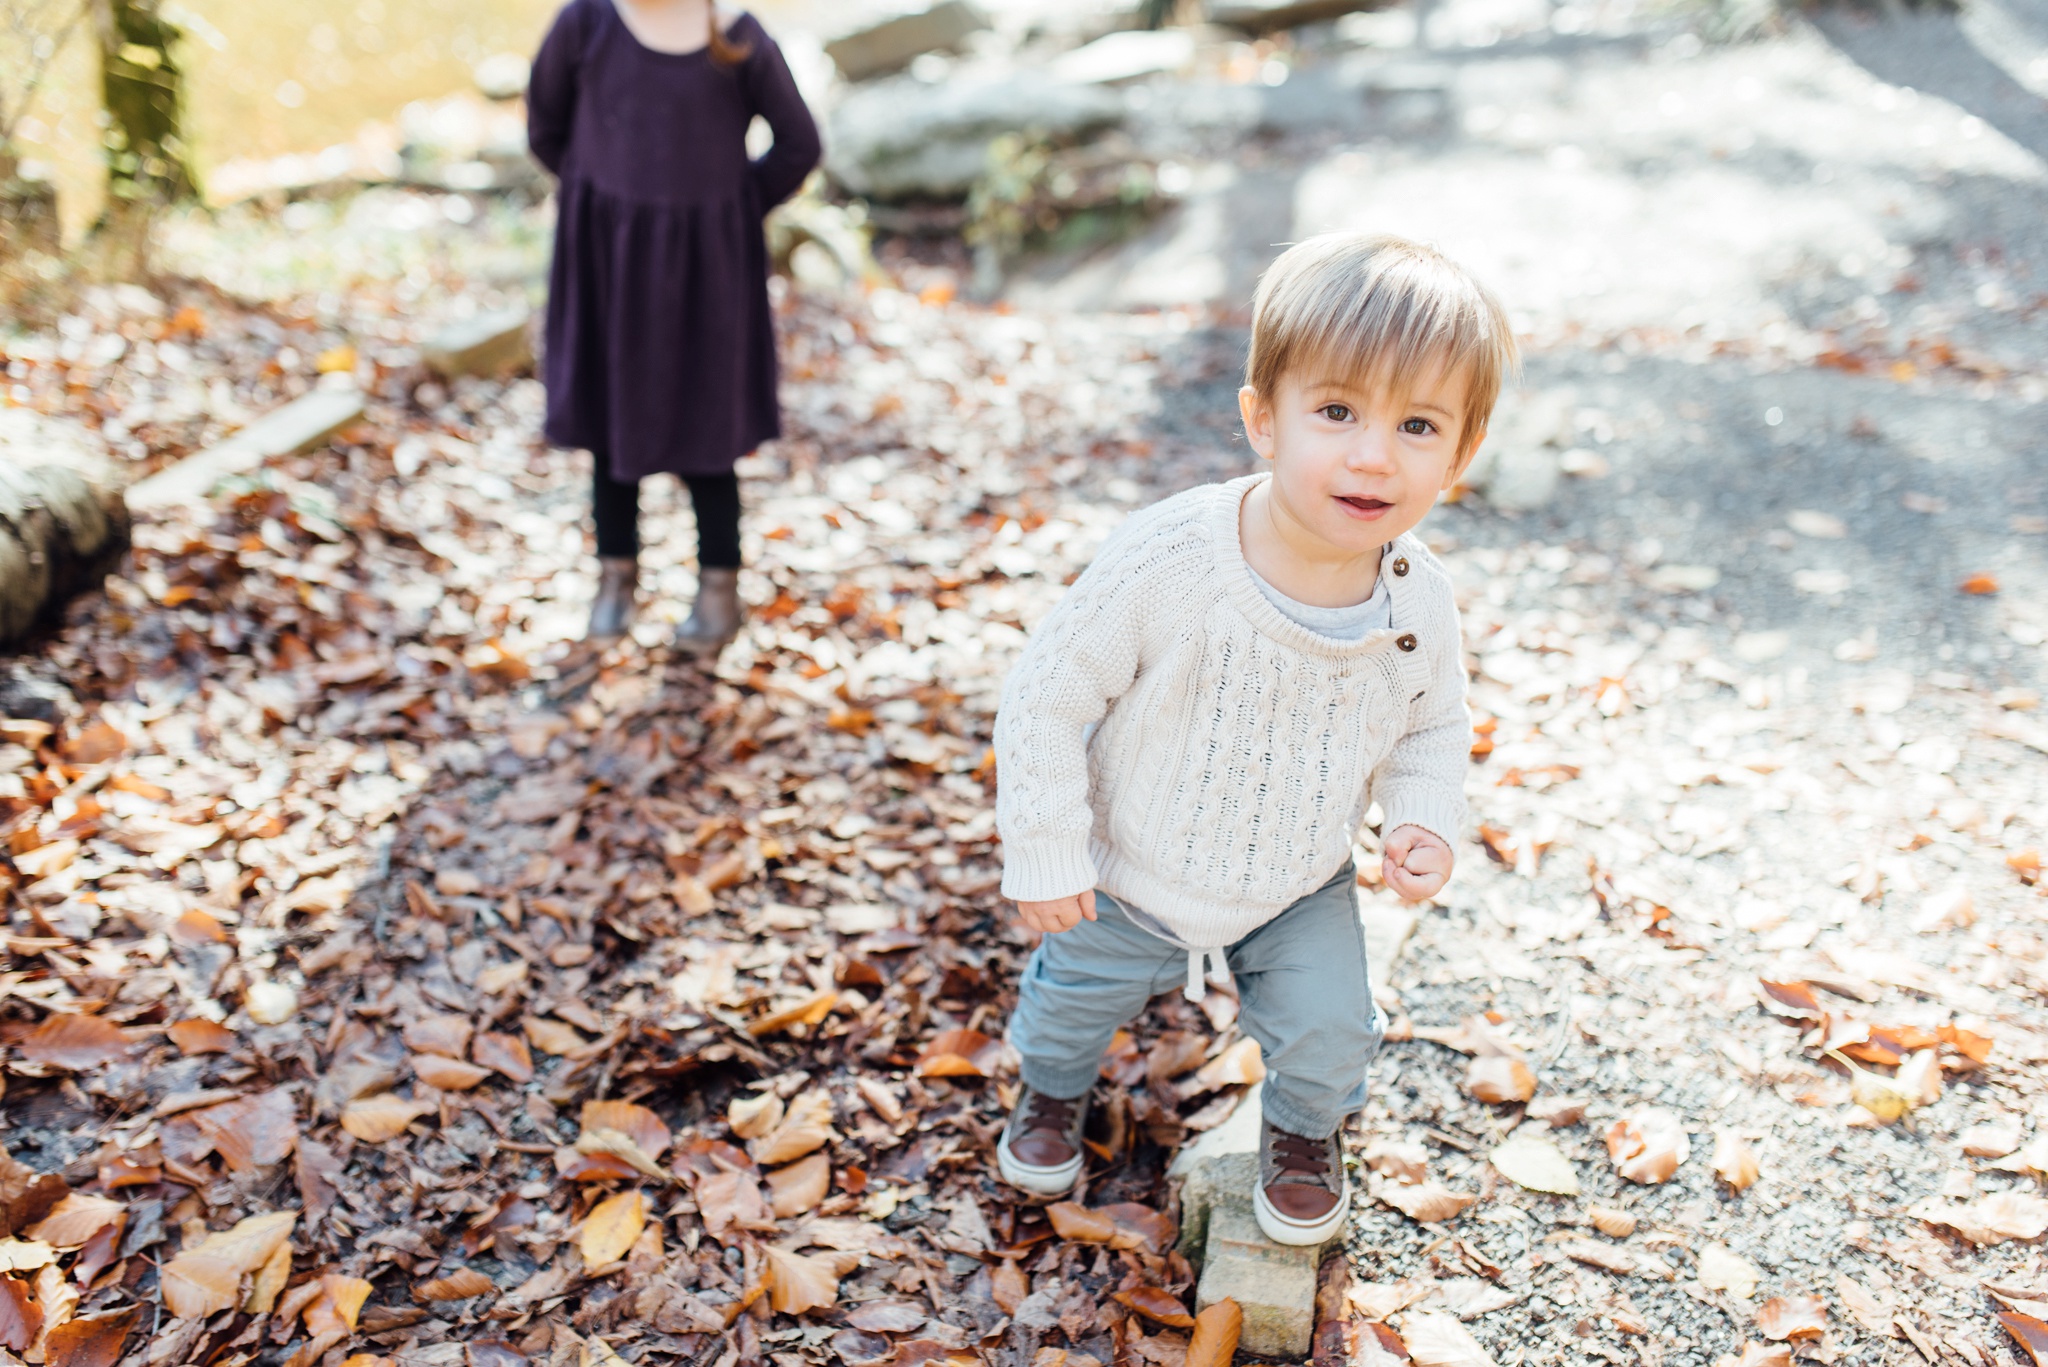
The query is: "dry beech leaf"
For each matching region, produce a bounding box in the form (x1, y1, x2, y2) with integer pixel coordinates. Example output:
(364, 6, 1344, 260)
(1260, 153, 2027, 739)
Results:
(574, 1129, 673, 1185)
(43, 1305, 140, 1367)
(415, 1267, 496, 1302)
(845, 1299, 926, 1334)
(1834, 1275, 1890, 1334)
(1465, 1056, 1536, 1105)
(753, 1090, 835, 1166)
(24, 1194, 124, 1249)
(1113, 1287, 1195, 1329)
(580, 1190, 648, 1268)
(522, 1016, 589, 1055)
(1374, 1180, 1476, 1224)
(1713, 1131, 1761, 1192)
(0, 1241, 54, 1273)
(695, 1169, 769, 1239)
(402, 1013, 472, 1059)
(471, 1031, 533, 1083)
(166, 1018, 237, 1056)
(1185, 1037, 1266, 1096)
(19, 1015, 132, 1071)
(244, 1237, 290, 1314)
(748, 988, 838, 1038)
(1719, 1346, 1791, 1367)
(1829, 1048, 1938, 1123)
(1350, 1279, 1431, 1322)
(1605, 1109, 1690, 1184)
(915, 1029, 1001, 1078)
(1186, 1298, 1242, 1367)
(1488, 1131, 1579, 1195)
(187, 1089, 299, 1172)
(0, 1278, 41, 1354)
(728, 1092, 784, 1139)
(581, 1101, 671, 1160)
(763, 1245, 857, 1315)
(1917, 1191, 2048, 1245)
(340, 1094, 435, 1143)
(413, 1054, 491, 1091)
(1754, 1295, 1826, 1341)
(305, 1275, 374, 1336)
(1698, 1244, 1762, 1300)
(767, 1151, 832, 1218)
(1588, 1207, 1637, 1238)
(159, 1210, 297, 1319)
(991, 1259, 1029, 1315)
(1401, 1309, 1498, 1366)
(1362, 1140, 1430, 1184)
(2000, 1311, 2048, 1364)
(1045, 1202, 1175, 1254)
(1960, 1121, 2022, 1159)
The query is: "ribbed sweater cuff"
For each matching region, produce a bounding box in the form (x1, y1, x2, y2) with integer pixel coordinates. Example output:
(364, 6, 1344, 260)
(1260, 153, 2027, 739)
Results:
(1381, 787, 1466, 852)
(999, 837, 1099, 904)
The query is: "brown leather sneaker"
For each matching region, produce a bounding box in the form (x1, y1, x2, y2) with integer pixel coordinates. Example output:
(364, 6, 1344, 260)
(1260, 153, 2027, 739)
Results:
(995, 1086, 1089, 1196)
(1254, 1119, 1348, 1245)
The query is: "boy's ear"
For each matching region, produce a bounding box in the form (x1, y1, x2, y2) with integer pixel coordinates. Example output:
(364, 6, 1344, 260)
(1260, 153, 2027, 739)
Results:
(1238, 385, 1276, 461)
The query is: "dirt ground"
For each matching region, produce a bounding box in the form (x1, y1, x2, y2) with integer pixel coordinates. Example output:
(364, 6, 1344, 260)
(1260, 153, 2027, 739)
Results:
(2, 2, 2047, 1366)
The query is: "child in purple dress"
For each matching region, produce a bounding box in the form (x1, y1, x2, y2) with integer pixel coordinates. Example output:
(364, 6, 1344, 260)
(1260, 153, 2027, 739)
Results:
(528, 0, 821, 652)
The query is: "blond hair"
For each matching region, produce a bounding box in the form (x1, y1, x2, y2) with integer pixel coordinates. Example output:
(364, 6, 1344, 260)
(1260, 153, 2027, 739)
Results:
(1246, 234, 1517, 467)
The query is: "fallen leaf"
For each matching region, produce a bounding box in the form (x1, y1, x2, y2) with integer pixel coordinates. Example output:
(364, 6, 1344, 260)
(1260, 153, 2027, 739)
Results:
(18, 1015, 131, 1071)
(1487, 1131, 1579, 1195)
(188, 1089, 299, 1172)
(1350, 1279, 1431, 1322)
(763, 1245, 856, 1315)
(1829, 1048, 1937, 1123)
(1754, 1295, 1825, 1341)
(1757, 980, 1822, 1019)
(1558, 1239, 1636, 1275)
(0, 1241, 53, 1273)
(1834, 1275, 1889, 1334)
(23, 1195, 124, 1249)
(1186, 1298, 1241, 1367)
(1605, 1109, 1690, 1184)
(753, 1089, 835, 1165)
(159, 1210, 298, 1319)
(2000, 1311, 2048, 1364)
(1465, 1056, 1536, 1104)
(1588, 1208, 1637, 1238)
(579, 1190, 648, 1268)
(1698, 1244, 1762, 1300)
(1712, 1131, 1760, 1192)
(1938, 1022, 1995, 1065)
(1114, 1287, 1195, 1329)
(1185, 1037, 1265, 1095)
(767, 1151, 831, 1218)
(243, 1236, 290, 1314)
(167, 1018, 238, 1055)
(471, 1031, 533, 1083)
(1961, 573, 1999, 595)
(748, 988, 838, 1037)
(1918, 1191, 2048, 1244)
(728, 1092, 784, 1139)
(417, 1267, 497, 1301)
(522, 1016, 588, 1055)
(1362, 1139, 1430, 1184)
(844, 1299, 927, 1333)
(992, 1260, 1028, 1315)
(42, 1306, 140, 1367)
(695, 1168, 769, 1239)
(1047, 1202, 1175, 1253)
(340, 1094, 435, 1143)
(581, 1101, 671, 1160)
(1962, 1121, 2022, 1159)
(305, 1274, 374, 1336)
(0, 1278, 41, 1353)
(403, 1014, 473, 1059)
(1374, 1180, 1477, 1224)
(414, 1054, 492, 1090)
(1717, 1346, 1791, 1367)
(1401, 1309, 1498, 1366)
(915, 1029, 1001, 1078)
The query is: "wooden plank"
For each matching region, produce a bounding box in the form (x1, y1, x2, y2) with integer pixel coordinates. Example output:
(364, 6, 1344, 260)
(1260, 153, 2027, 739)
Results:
(125, 385, 366, 510)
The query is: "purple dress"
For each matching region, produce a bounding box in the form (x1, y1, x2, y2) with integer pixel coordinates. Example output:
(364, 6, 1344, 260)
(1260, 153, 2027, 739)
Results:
(527, 3, 821, 481)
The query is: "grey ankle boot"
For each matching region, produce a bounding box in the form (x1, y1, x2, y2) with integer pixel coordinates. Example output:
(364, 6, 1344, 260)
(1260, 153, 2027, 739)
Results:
(674, 567, 742, 657)
(587, 557, 638, 641)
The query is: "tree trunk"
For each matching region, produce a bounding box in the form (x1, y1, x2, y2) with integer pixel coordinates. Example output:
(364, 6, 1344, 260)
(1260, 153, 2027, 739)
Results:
(0, 451, 130, 649)
(90, 0, 193, 278)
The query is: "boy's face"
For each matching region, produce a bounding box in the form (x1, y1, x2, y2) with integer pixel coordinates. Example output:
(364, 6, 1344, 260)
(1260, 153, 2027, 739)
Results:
(1238, 362, 1473, 558)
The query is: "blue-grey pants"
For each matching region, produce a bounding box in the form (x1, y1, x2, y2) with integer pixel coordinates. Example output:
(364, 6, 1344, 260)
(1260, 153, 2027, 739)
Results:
(1006, 865, 1386, 1137)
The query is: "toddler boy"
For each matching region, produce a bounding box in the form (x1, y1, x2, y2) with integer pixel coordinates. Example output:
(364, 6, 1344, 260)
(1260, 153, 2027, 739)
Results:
(991, 234, 1515, 1245)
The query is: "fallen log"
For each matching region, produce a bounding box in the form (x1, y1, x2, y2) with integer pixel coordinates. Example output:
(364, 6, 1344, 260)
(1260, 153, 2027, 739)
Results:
(0, 425, 131, 649)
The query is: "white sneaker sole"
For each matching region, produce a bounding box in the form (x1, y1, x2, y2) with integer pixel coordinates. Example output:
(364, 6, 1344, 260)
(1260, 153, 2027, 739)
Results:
(1254, 1182, 1350, 1246)
(996, 1131, 1082, 1197)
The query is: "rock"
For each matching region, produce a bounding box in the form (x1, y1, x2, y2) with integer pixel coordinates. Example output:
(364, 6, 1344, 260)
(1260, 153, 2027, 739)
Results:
(1177, 1147, 1337, 1359)
(245, 981, 300, 1025)
(768, 194, 878, 292)
(824, 1, 990, 83)
(126, 384, 368, 511)
(1214, 0, 1391, 34)
(826, 73, 1124, 201)
(473, 53, 531, 101)
(1051, 30, 1198, 85)
(0, 413, 130, 648)
(421, 308, 534, 379)
(1462, 387, 1572, 513)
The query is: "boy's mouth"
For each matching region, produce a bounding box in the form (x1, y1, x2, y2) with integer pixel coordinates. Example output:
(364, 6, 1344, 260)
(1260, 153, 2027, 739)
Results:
(1334, 495, 1393, 519)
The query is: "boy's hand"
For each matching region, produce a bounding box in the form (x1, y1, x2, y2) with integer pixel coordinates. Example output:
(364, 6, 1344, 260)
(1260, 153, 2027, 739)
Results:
(1382, 825, 1453, 902)
(1016, 891, 1097, 935)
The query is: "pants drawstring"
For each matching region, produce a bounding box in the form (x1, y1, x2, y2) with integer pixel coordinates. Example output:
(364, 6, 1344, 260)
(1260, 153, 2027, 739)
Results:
(1184, 946, 1230, 1002)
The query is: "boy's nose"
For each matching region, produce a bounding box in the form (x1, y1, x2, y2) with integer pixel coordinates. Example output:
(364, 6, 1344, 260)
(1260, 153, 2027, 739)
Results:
(1349, 430, 1398, 472)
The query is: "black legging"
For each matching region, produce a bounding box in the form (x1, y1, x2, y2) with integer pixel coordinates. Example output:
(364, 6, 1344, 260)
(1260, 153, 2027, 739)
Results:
(592, 458, 742, 569)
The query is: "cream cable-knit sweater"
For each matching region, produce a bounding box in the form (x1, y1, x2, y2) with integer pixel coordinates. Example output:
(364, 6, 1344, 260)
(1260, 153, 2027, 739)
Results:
(995, 473, 1470, 951)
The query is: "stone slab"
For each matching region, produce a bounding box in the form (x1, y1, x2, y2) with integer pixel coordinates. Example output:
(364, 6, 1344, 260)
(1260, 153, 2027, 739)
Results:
(1212, 0, 1390, 35)
(1178, 1150, 1336, 1359)
(824, 1, 989, 83)
(421, 307, 533, 379)
(126, 385, 366, 510)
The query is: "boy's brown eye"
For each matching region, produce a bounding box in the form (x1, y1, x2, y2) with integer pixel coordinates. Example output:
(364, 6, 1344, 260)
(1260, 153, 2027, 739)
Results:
(1322, 405, 1352, 422)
